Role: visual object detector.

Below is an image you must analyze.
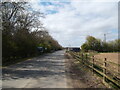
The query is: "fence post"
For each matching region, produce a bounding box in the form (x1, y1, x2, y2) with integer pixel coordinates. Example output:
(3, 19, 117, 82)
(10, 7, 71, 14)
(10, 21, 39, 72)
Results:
(82, 53, 84, 64)
(79, 52, 80, 58)
(92, 56, 94, 75)
(86, 54, 87, 61)
(103, 58, 107, 83)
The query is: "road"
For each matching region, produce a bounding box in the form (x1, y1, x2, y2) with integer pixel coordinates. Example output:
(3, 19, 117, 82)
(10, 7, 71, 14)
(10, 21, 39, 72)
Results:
(2, 50, 107, 88)
(2, 50, 71, 88)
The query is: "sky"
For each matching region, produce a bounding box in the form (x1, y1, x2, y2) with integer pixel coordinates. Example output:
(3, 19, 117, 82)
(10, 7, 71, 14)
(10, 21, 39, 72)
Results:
(29, 0, 119, 47)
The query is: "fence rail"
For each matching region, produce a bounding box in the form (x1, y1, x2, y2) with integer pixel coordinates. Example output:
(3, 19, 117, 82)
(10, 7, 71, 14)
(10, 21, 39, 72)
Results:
(68, 51, 120, 88)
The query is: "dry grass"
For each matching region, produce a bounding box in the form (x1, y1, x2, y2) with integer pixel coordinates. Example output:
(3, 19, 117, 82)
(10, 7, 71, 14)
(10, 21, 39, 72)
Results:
(94, 53, 119, 64)
(94, 53, 120, 79)
(69, 51, 120, 88)
(65, 53, 107, 88)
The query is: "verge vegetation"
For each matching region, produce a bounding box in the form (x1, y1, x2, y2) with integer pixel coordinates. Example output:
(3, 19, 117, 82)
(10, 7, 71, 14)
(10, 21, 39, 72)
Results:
(2, 2, 62, 66)
(81, 36, 120, 52)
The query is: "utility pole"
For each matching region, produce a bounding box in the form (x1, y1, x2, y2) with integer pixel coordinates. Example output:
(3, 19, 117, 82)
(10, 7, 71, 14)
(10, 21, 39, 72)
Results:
(104, 33, 111, 43)
(103, 33, 111, 52)
(104, 34, 106, 43)
(103, 33, 107, 52)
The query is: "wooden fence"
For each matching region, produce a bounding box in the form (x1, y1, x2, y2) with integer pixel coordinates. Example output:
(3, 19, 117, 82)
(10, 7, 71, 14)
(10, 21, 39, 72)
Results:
(68, 51, 120, 88)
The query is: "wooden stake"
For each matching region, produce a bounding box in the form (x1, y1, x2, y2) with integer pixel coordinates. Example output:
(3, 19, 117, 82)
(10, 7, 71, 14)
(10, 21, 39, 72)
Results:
(92, 56, 94, 75)
(103, 58, 107, 83)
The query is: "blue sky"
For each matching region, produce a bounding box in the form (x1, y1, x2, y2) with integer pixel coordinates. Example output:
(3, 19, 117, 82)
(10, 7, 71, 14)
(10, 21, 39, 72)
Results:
(30, 0, 119, 47)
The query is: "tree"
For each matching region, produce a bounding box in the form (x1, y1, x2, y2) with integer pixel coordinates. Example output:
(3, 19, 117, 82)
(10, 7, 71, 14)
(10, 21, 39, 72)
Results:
(81, 35, 120, 52)
(2, 2, 62, 66)
(81, 36, 102, 52)
(81, 43, 89, 52)
(2, 2, 27, 61)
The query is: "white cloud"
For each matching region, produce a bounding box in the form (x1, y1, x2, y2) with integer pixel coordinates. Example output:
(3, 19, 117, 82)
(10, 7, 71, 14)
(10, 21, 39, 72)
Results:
(30, 0, 118, 47)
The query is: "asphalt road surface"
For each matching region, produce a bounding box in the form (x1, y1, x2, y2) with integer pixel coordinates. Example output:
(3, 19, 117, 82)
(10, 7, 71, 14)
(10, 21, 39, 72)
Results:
(2, 50, 71, 88)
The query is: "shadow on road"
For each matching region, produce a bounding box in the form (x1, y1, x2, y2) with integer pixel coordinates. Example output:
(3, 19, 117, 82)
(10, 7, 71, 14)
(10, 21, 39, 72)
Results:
(2, 50, 66, 81)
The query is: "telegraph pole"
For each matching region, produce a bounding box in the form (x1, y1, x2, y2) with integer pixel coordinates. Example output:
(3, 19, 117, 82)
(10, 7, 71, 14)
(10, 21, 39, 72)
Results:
(104, 34, 106, 43)
(104, 33, 111, 43)
(103, 33, 107, 52)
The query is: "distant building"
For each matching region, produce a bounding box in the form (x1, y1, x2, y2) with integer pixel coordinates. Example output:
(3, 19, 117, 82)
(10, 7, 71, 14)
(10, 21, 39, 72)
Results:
(66, 47, 81, 52)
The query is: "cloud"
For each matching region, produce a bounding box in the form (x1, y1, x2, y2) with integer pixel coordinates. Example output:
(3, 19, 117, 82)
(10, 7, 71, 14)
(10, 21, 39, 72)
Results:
(30, 0, 118, 47)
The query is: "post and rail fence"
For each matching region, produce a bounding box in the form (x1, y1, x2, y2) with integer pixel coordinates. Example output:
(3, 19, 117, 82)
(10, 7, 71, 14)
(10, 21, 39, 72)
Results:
(68, 51, 120, 88)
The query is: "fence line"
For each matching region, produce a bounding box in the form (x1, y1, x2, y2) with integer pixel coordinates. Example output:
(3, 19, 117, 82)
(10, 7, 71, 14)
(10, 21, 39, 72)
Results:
(69, 51, 120, 88)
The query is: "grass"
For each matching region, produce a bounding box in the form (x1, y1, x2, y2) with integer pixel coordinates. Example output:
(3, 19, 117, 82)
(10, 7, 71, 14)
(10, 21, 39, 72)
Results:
(2, 52, 47, 67)
(2, 50, 60, 68)
(2, 56, 36, 68)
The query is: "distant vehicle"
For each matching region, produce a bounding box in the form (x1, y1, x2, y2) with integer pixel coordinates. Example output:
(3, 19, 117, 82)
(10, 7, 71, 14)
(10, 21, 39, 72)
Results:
(37, 47, 44, 52)
(66, 47, 81, 52)
(70, 48, 80, 52)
